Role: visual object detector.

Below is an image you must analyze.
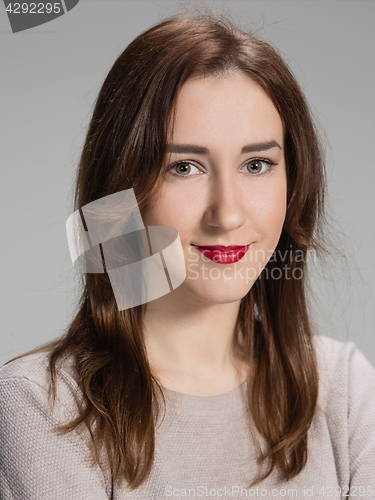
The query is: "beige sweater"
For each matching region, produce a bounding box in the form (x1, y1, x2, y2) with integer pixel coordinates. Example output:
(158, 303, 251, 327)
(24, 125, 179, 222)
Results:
(0, 335, 374, 499)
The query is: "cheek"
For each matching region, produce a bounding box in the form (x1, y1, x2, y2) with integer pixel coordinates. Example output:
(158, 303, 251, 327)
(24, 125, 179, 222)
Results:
(143, 188, 195, 232)
(249, 180, 287, 242)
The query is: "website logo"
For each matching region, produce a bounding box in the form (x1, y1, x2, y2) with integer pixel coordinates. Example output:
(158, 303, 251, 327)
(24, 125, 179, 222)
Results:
(66, 189, 186, 311)
(3, 0, 80, 33)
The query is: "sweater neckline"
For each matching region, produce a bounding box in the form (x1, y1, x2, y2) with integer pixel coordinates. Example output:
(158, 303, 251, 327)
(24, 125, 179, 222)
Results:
(159, 378, 249, 415)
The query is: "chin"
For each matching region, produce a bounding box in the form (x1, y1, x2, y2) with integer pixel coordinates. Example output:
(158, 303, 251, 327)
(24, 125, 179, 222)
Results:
(184, 278, 253, 305)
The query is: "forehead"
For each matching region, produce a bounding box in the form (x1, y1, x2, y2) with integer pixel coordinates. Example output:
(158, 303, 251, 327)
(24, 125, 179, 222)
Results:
(169, 72, 284, 147)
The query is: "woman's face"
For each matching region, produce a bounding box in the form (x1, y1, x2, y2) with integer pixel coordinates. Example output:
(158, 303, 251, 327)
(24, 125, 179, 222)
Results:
(143, 71, 287, 305)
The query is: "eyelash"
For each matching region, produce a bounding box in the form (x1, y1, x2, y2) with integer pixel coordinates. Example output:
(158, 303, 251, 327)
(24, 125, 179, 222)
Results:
(168, 158, 278, 179)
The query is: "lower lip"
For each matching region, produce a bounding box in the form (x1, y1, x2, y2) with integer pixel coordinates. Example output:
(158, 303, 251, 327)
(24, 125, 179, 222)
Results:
(193, 245, 251, 264)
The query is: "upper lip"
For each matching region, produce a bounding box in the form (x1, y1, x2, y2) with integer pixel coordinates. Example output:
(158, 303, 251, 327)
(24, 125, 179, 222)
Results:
(192, 244, 251, 251)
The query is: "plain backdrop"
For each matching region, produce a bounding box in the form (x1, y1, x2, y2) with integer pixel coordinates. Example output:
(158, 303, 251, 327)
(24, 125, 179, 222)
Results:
(1, 0, 374, 367)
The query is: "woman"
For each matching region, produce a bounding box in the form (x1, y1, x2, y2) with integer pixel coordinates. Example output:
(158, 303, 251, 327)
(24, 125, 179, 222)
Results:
(1, 13, 374, 499)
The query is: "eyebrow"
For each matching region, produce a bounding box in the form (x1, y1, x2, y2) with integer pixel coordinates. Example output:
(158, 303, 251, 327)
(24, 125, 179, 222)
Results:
(165, 140, 282, 155)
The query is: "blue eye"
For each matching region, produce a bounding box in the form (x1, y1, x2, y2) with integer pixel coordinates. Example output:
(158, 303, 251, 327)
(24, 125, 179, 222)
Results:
(170, 162, 200, 178)
(244, 159, 276, 175)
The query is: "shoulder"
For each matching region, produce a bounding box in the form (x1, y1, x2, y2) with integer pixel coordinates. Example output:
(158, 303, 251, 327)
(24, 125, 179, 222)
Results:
(313, 336, 375, 481)
(313, 335, 375, 402)
(313, 334, 375, 386)
(0, 349, 83, 417)
(0, 348, 79, 388)
(313, 333, 359, 362)
(313, 336, 375, 447)
(0, 352, 112, 499)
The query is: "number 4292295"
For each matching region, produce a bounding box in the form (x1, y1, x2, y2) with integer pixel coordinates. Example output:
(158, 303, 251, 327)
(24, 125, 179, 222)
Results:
(6, 3, 62, 14)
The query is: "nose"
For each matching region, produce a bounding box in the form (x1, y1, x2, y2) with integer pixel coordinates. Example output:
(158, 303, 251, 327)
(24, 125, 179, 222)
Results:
(204, 170, 246, 232)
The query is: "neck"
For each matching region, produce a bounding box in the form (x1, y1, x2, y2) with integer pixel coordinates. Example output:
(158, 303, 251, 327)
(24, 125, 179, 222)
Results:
(142, 289, 249, 396)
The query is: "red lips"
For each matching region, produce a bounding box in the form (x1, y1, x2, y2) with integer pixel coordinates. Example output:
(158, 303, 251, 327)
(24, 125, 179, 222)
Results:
(192, 244, 251, 264)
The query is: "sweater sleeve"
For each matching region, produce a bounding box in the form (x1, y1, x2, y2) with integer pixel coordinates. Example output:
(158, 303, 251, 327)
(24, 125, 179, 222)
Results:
(0, 376, 111, 500)
(347, 343, 375, 492)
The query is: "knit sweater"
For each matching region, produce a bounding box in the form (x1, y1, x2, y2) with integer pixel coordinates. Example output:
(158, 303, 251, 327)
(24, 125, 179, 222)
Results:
(0, 335, 374, 499)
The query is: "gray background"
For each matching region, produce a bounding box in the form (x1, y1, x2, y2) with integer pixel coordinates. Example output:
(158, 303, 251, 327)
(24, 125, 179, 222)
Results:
(1, 0, 374, 367)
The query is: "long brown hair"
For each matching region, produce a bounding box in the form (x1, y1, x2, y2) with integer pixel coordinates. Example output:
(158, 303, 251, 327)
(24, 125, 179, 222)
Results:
(10, 13, 327, 488)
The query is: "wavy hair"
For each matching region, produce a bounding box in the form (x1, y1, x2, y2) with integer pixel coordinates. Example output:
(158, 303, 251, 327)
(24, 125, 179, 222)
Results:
(13, 13, 327, 488)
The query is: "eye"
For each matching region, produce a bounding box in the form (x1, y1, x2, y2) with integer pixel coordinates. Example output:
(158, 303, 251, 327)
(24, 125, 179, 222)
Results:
(169, 161, 200, 178)
(243, 159, 276, 175)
